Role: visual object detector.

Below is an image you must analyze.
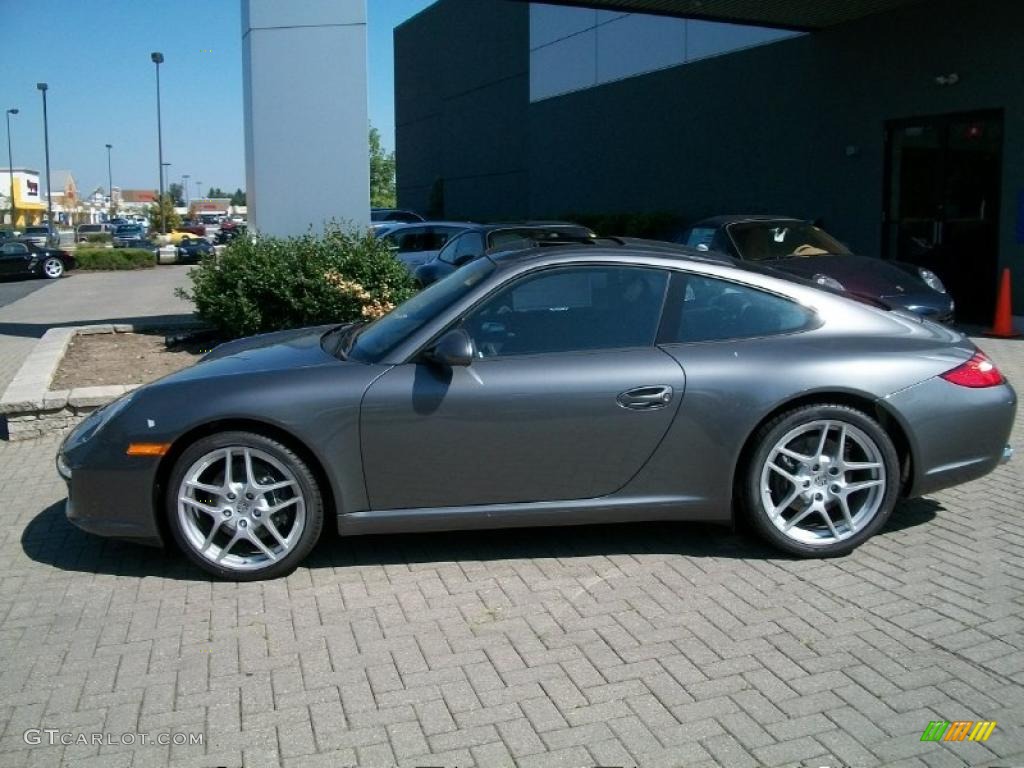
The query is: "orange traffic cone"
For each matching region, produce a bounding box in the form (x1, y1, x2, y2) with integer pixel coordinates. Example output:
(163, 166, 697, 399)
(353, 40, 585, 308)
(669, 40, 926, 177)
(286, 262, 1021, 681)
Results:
(987, 268, 1021, 338)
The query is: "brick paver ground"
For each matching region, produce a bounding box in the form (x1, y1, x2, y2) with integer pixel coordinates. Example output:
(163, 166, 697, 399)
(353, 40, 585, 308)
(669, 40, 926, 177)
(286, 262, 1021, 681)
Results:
(0, 336, 1021, 768)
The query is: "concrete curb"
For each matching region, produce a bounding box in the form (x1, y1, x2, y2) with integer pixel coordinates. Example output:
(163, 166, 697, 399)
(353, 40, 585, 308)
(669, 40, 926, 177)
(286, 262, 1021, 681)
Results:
(0, 320, 205, 441)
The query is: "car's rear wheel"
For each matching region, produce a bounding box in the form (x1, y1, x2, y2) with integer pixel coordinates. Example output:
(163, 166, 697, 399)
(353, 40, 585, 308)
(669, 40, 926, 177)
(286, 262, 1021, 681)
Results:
(167, 431, 323, 580)
(743, 404, 899, 557)
(42, 257, 64, 279)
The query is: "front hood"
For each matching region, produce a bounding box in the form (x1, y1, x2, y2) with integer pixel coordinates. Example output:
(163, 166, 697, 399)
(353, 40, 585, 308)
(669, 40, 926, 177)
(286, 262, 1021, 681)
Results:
(154, 325, 342, 386)
(770, 253, 931, 297)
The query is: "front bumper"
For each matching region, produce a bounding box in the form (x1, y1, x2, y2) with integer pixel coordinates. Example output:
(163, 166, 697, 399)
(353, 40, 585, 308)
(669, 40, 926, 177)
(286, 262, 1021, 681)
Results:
(56, 434, 165, 547)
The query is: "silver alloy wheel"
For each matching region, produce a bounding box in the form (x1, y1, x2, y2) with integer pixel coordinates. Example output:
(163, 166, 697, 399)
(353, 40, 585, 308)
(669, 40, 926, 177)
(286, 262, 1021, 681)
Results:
(759, 419, 886, 546)
(177, 446, 306, 571)
(43, 257, 64, 278)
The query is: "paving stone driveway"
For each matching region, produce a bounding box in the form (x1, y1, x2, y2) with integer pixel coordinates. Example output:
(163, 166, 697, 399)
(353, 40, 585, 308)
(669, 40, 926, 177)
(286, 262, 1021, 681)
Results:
(0, 338, 1022, 768)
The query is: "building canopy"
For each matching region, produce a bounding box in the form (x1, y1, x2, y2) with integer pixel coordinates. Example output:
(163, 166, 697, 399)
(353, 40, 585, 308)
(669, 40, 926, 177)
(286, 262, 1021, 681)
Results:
(512, 0, 925, 30)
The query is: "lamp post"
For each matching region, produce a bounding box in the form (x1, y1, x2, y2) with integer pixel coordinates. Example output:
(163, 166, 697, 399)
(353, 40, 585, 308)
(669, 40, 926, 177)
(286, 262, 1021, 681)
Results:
(36, 83, 53, 229)
(5, 108, 17, 227)
(105, 143, 114, 217)
(151, 51, 166, 234)
(195, 180, 203, 201)
(182, 173, 190, 209)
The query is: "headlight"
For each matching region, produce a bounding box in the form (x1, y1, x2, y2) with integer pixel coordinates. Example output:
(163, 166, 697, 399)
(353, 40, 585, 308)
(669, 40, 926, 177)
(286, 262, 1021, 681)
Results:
(68, 390, 138, 446)
(919, 267, 946, 294)
(813, 273, 845, 291)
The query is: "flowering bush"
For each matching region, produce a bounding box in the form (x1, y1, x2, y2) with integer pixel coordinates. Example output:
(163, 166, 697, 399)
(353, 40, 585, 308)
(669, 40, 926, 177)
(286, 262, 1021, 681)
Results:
(176, 223, 415, 338)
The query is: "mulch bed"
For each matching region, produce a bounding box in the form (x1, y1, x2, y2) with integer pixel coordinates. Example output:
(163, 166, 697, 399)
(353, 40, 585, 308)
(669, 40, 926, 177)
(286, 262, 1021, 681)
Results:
(51, 331, 213, 389)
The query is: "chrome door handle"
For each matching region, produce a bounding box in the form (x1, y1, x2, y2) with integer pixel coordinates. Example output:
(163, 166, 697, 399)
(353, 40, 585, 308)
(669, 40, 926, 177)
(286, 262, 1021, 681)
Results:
(617, 385, 673, 410)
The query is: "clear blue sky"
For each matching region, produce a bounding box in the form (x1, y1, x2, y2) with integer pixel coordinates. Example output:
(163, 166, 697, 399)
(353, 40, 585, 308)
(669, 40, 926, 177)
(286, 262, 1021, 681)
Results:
(0, 0, 434, 197)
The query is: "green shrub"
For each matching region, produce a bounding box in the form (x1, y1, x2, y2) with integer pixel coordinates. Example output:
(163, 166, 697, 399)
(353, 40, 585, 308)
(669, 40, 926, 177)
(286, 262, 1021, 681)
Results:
(84, 232, 112, 244)
(176, 223, 417, 338)
(75, 248, 155, 270)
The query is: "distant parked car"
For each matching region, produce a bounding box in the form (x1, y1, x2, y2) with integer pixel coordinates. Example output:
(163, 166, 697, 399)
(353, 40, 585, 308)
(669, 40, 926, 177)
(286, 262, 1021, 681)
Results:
(677, 215, 955, 323)
(168, 229, 208, 245)
(215, 222, 247, 245)
(376, 222, 472, 270)
(75, 223, 114, 242)
(20, 225, 60, 248)
(0, 240, 75, 279)
(371, 208, 425, 224)
(0, 228, 21, 244)
(413, 222, 597, 286)
(113, 224, 147, 247)
(176, 220, 207, 237)
(176, 238, 215, 263)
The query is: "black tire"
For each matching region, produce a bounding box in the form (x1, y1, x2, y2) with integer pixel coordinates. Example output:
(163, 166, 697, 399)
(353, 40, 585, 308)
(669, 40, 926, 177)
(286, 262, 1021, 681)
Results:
(741, 404, 900, 557)
(166, 431, 324, 580)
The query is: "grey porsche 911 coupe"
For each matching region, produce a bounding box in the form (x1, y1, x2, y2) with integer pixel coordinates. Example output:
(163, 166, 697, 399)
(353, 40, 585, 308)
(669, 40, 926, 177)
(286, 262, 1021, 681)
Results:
(57, 242, 1015, 580)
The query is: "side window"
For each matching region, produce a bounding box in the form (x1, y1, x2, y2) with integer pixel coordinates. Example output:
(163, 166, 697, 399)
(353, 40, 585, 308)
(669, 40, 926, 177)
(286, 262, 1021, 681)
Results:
(461, 266, 669, 358)
(2, 243, 27, 255)
(661, 273, 814, 344)
(437, 234, 463, 264)
(442, 233, 484, 265)
(426, 227, 457, 250)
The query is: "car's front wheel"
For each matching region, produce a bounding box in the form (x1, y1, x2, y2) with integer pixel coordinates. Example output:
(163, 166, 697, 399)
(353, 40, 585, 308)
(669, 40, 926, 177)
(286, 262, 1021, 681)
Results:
(167, 431, 324, 580)
(41, 256, 64, 279)
(743, 404, 900, 557)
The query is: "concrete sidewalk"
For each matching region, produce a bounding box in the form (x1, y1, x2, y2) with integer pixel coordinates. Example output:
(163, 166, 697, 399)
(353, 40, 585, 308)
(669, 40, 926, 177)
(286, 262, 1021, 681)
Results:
(0, 267, 195, 394)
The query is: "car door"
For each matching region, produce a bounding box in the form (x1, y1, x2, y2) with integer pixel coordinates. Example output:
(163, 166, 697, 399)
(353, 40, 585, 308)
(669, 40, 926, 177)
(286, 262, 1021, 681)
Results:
(360, 264, 686, 509)
(0, 242, 31, 275)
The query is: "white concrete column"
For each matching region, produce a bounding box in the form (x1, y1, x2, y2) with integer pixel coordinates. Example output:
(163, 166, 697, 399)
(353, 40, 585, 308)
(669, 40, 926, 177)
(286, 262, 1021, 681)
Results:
(242, 0, 370, 236)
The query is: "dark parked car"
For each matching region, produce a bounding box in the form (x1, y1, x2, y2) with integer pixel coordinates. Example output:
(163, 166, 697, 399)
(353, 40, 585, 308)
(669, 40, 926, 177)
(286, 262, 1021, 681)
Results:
(376, 221, 472, 270)
(371, 208, 425, 224)
(57, 241, 1014, 580)
(0, 240, 75, 279)
(177, 238, 215, 263)
(113, 224, 146, 247)
(413, 222, 597, 286)
(177, 220, 207, 237)
(678, 216, 955, 322)
(215, 222, 247, 245)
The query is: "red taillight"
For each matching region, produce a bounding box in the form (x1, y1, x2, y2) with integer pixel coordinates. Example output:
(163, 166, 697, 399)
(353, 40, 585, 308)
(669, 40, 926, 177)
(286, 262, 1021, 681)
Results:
(940, 352, 1005, 388)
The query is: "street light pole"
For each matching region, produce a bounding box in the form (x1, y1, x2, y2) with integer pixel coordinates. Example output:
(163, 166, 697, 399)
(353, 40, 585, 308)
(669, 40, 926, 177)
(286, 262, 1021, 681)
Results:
(151, 52, 166, 235)
(5, 108, 17, 227)
(36, 84, 53, 229)
(105, 143, 113, 216)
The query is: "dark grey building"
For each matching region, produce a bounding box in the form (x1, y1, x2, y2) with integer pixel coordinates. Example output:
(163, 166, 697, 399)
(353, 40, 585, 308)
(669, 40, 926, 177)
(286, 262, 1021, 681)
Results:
(396, 0, 1024, 321)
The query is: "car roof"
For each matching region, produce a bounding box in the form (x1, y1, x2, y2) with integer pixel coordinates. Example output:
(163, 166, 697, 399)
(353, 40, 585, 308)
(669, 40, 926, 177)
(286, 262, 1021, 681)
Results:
(458, 221, 594, 233)
(380, 220, 474, 230)
(691, 214, 806, 228)
(488, 238, 735, 268)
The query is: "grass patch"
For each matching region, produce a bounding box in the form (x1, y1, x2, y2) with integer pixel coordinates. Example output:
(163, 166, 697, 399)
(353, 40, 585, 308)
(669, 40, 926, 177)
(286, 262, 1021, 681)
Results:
(75, 248, 156, 271)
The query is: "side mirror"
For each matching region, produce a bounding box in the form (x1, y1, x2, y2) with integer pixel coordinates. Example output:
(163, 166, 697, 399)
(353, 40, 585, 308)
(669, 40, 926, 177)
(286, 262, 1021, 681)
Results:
(428, 328, 475, 367)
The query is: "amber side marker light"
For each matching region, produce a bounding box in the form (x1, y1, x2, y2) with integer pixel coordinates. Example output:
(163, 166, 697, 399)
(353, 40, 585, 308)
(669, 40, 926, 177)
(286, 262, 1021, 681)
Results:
(126, 443, 172, 457)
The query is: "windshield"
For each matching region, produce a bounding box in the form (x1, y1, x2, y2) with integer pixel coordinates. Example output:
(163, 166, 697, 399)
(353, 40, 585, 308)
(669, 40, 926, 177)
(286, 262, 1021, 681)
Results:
(26, 227, 48, 234)
(345, 258, 496, 363)
(727, 221, 851, 261)
(116, 225, 142, 234)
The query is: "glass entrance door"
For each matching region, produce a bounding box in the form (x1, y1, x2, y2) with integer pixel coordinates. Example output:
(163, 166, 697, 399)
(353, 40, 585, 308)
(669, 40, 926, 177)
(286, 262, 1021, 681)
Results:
(883, 111, 1003, 323)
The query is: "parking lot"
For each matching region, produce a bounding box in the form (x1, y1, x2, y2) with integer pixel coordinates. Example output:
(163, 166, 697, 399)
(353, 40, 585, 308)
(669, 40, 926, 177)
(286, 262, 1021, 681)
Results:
(0, 268, 1021, 767)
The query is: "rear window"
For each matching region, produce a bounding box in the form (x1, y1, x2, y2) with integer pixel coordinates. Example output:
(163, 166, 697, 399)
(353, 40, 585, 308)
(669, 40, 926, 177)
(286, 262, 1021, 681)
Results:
(78, 224, 102, 233)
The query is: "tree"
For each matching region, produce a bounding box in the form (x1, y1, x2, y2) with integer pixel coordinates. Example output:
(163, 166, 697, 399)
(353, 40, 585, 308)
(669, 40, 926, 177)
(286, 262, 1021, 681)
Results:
(168, 182, 185, 207)
(207, 187, 228, 199)
(230, 188, 246, 206)
(369, 124, 396, 208)
(146, 192, 182, 233)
